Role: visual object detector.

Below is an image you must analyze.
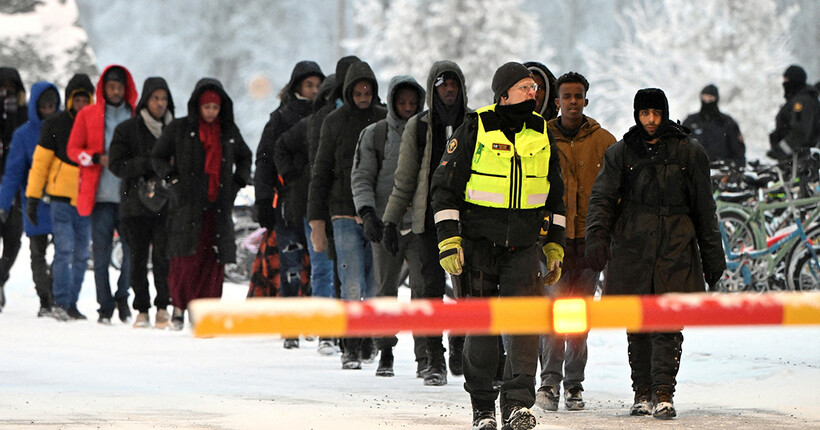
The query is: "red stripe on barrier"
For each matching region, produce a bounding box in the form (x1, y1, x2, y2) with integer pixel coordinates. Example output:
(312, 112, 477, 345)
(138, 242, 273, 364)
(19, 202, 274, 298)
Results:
(344, 298, 492, 337)
(640, 294, 784, 330)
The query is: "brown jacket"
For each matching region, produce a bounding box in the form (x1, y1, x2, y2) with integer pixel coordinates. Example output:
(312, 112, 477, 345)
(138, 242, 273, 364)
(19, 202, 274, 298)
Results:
(548, 116, 615, 239)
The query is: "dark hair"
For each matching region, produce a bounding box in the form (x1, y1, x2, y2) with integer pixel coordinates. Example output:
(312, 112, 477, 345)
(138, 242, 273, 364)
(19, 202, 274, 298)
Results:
(556, 72, 589, 93)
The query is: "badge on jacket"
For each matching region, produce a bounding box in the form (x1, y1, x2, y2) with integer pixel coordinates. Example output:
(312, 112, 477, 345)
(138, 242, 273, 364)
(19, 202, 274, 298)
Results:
(447, 138, 458, 153)
(492, 143, 511, 151)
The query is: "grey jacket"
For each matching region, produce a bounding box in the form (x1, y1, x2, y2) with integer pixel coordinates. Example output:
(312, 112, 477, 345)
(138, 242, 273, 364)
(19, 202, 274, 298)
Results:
(382, 60, 470, 233)
(351, 75, 425, 230)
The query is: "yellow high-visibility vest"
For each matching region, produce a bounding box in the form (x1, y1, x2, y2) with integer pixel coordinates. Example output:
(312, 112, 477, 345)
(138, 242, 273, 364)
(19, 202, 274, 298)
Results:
(464, 104, 551, 209)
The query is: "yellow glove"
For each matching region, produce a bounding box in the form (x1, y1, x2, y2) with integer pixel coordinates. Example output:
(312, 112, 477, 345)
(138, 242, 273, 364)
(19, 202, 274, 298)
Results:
(542, 242, 564, 285)
(438, 236, 465, 275)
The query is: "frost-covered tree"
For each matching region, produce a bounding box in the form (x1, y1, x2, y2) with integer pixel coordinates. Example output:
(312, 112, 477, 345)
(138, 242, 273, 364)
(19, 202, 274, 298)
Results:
(0, 0, 97, 91)
(586, 0, 796, 158)
(344, 0, 553, 105)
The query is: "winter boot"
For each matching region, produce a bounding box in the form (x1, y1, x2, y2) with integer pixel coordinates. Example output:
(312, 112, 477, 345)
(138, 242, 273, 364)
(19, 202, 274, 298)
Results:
(133, 312, 151, 328)
(341, 338, 362, 370)
(415, 357, 428, 378)
(448, 335, 464, 376)
(116, 297, 131, 323)
(629, 386, 653, 416)
(652, 389, 676, 420)
(535, 385, 559, 411)
(564, 386, 585, 411)
(170, 307, 184, 331)
(68, 306, 87, 320)
(376, 347, 394, 377)
(501, 401, 537, 430)
(37, 307, 53, 318)
(317, 338, 337, 355)
(472, 406, 497, 430)
(154, 309, 170, 329)
(424, 341, 447, 386)
(283, 338, 300, 349)
(51, 306, 70, 322)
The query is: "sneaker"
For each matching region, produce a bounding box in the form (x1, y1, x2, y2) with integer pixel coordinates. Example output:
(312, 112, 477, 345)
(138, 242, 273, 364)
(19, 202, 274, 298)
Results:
(630, 386, 653, 416)
(98, 316, 112, 325)
(341, 348, 361, 370)
(423, 355, 447, 386)
(154, 309, 170, 330)
(317, 338, 337, 355)
(67, 306, 87, 320)
(564, 387, 585, 411)
(416, 357, 428, 378)
(133, 312, 151, 328)
(37, 307, 53, 318)
(376, 347, 394, 377)
(652, 390, 676, 420)
(503, 403, 537, 430)
(51, 306, 70, 322)
(170, 307, 184, 331)
(535, 385, 559, 411)
(116, 298, 131, 323)
(472, 407, 497, 430)
(283, 338, 300, 349)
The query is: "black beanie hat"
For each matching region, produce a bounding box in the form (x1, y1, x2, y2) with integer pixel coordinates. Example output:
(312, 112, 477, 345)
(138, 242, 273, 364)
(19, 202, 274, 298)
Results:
(492, 62, 532, 103)
(37, 87, 59, 109)
(633, 88, 669, 125)
(783, 65, 807, 86)
(701, 84, 719, 100)
(103, 67, 127, 85)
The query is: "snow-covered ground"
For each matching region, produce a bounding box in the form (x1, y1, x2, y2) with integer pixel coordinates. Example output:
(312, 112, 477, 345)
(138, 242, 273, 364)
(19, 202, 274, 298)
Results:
(2, 245, 820, 429)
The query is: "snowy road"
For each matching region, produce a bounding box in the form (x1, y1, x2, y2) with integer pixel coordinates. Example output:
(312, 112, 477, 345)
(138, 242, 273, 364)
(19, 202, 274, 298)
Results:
(1, 255, 820, 429)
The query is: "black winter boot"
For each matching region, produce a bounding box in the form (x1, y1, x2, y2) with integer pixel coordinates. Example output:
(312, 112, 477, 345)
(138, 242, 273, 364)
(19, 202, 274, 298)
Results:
(652, 389, 676, 419)
(630, 386, 652, 416)
(424, 338, 447, 386)
(376, 347, 394, 377)
(472, 406, 497, 430)
(501, 401, 536, 430)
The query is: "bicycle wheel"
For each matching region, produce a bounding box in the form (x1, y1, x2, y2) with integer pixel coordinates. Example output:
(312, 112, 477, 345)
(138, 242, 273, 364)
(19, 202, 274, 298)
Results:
(787, 224, 820, 291)
(718, 210, 758, 256)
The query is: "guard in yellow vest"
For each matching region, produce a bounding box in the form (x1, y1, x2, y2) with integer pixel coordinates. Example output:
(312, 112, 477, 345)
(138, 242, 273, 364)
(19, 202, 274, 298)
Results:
(431, 62, 566, 430)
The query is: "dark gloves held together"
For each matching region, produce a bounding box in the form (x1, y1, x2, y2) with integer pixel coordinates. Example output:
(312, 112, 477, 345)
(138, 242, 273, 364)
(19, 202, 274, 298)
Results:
(26, 197, 40, 227)
(359, 206, 383, 243)
(585, 239, 611, 272)
(382, 222, 399, 256)
(255, 198, 276, 230)
(705, 271, 724, 290)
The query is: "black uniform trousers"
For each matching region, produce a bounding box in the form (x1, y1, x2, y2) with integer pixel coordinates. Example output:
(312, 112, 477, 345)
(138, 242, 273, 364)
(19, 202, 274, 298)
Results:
(29, 234, 53, 308)
(0, 200, 22, 285)
(121, 214, 170, 313)
(461, 237, 541, 411)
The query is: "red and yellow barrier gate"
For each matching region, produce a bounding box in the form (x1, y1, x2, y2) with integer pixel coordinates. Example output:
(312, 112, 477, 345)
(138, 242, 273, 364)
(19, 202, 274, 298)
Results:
(189, 292, 820, 338)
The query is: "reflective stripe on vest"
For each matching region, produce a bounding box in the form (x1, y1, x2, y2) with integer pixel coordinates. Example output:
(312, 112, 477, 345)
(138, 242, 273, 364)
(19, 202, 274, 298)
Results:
(464, 104, 551, 209)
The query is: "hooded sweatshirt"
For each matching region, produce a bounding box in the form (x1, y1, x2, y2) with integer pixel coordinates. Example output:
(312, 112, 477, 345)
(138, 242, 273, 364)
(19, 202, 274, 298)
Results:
(0, 67, 28, 176)
(0, 81, 61, 236)
(524, 61, 559, 121)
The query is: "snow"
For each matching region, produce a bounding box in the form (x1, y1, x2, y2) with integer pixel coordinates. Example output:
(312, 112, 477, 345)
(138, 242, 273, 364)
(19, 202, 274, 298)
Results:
(2, 245, 820, 429)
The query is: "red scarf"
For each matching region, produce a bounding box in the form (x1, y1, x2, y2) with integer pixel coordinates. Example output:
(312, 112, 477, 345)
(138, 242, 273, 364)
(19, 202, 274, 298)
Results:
(199, 118, 222, 202)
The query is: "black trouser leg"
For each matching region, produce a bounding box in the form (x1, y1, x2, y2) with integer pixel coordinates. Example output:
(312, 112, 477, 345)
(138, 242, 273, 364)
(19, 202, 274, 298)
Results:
(627, 332, 653, 390)
(650, 331, 683, 394)
(29, 234, 53, 308)
(0, 200, 23, 283)
(150, 212, 170, 309)
(418, 231, 446, 359)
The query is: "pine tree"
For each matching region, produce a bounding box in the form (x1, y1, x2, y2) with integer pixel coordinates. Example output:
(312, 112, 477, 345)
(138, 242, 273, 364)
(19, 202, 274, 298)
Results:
(344, 0, 552, 105)
(586, 0, 796, 157)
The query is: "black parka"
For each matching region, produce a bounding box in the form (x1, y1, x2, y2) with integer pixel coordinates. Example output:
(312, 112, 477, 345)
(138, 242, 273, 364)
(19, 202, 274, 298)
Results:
(109, 77, 175, 218)
(585, 122, 726, 295)
(151, 78, 252, 263)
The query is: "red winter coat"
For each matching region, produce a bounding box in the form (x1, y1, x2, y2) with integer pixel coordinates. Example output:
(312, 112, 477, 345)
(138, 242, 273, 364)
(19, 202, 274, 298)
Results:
(67, 64, 138, 216)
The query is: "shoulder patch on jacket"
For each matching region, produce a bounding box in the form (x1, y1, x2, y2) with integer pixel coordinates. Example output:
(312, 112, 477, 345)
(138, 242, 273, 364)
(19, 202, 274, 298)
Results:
(794, 102, 803, 112)
(447, 138, 458, 153)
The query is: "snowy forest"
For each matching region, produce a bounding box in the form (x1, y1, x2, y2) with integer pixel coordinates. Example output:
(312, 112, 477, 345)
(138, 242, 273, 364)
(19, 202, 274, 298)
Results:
(1, 0, 819, 160)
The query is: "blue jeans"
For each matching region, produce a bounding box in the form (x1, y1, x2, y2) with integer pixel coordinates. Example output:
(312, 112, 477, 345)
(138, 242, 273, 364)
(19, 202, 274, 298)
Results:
(274, 221, 307, 297)
(91, 202, 131, 317)
(331, 218, 374, 301)
(50, 200, 91, 309)
(303, 218, 334, 298)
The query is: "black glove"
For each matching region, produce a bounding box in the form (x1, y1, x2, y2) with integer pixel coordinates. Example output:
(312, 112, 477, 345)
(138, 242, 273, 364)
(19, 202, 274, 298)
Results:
(26, 197, 40, 227)
(359, 206, 383, 243)
(705, 271, 723, 290)
(383, 222, 399, 256)
(585, 238, 611, 272)
(255, 198, 276, 230)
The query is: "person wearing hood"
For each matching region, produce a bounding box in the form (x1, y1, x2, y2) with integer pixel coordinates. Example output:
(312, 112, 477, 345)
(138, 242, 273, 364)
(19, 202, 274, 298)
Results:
(585, 88, 725, 420)
(109, 77, 175, 329)
(308, 60, 386, 370)
(382, 61, 470, 386)
(254, 61, 324, 349)
(0, 81, 60, 315)
(535, 72, 615, 413)
(26, 73, 94, 322)
(682, 84, 745, 165)
(525, 61, 559, 121)
(272, 73, 338, 355)
(767, 64, 820, 161)
(0, 66, 28, 305)
(351, 75, 425, 377)
(151, 78, 252, 331)
(67, 65, 137, 325)
(431, 62, 565, 430)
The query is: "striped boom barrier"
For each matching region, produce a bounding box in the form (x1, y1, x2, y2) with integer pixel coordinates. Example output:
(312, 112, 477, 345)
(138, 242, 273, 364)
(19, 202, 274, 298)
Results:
(189, 292, 820, 338)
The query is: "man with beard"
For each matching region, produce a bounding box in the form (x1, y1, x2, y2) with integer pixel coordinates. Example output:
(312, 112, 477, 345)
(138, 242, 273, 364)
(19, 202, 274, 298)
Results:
(431, 62, 566, 430)
(585, 88, 725, 420)
(682, 84, 745, 165)
(767, 65, 820, 161)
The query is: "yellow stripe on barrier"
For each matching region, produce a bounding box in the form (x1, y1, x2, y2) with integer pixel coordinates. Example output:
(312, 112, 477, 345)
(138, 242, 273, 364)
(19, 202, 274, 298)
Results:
(587, 296, 643, 331)
(781, 292, 820, 325)
(489, 297, 551, 335)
